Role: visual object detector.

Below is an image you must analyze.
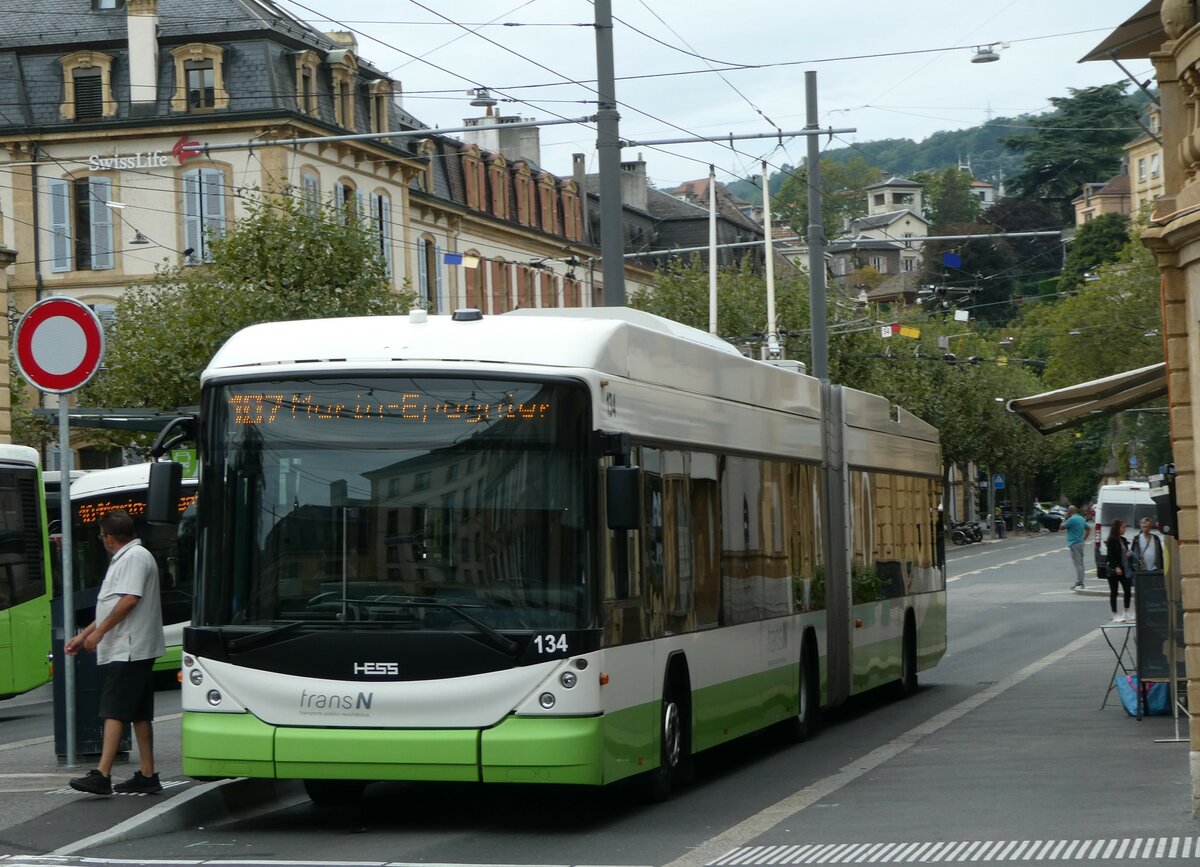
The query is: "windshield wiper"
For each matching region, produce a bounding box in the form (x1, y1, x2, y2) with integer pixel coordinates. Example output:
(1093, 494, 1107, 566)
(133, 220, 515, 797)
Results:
(352, 597, 519, 656)
(226, 620, 305, 653)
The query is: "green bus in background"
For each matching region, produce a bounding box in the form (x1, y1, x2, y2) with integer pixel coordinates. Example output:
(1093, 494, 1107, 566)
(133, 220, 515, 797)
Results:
(0, 445, 52, 700)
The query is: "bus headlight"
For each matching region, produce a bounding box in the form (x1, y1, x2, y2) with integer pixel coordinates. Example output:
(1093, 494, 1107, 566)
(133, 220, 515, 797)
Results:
(206, 690, 222, 706)
(189, 669, 203, 686)
(539, 692, 556, 709)
(559, 671, 577, 689)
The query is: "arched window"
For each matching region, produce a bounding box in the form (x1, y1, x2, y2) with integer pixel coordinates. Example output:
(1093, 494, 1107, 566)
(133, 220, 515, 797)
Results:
(333, 178, 361, 224)
(416, 235, 442, 313)
(293, 50, 320, 115)
(59, 51, 116, 121)
(47, 174, 116, 272)
(463, 250, 484, 310)
(300, 167, 321, 216)
(170, 44, 228, 112)
(181, 165, 229, 263)
(491, 258, 510, 314)
(370, 190, 393, 279)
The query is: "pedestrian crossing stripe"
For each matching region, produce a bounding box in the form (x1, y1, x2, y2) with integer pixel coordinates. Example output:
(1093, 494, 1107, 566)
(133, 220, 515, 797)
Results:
(45, 778, 190, 796)
(709, 838, 1200, 863)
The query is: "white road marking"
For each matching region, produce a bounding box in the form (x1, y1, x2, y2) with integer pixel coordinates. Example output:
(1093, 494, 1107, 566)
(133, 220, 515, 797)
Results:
(709, 837, 1200, 863)
(948, 549, 1059, 583)
(663, 630, 1101, 867)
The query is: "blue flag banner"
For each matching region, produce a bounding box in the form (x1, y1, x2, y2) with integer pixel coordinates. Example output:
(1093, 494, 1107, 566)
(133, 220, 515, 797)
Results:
(943, 251, 962, 269)
(443, 252, 464, 265)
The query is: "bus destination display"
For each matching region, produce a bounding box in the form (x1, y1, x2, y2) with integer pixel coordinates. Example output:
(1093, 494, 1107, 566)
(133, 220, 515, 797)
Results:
(228, 393, 552, 427)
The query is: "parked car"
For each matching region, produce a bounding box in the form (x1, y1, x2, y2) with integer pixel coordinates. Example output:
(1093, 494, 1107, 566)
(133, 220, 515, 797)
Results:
(1032, 503, 1063, 532)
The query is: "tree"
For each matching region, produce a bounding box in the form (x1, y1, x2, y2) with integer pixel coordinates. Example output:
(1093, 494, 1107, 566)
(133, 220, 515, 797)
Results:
(981, 198, 1063, 298)
(81, 190, 415, 415)
(1059, 212, 1130, 292)
(1002, 82, 1141, 223)
(774, 156, 883, 240)
(912, 168, 981, 230)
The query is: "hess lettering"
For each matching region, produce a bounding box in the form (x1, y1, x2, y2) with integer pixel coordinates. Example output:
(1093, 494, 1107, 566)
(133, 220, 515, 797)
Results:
(353, 662, 398, 676)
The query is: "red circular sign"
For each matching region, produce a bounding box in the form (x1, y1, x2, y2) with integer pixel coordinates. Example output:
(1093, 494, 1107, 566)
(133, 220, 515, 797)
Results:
(14, 298, 105, 393)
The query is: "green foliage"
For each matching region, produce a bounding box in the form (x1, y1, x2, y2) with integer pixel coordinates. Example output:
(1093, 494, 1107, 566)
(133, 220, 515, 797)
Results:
(1059, 212, 1130, 292)
(911, 168, 981, 229)
(773, 156, 883, 239)
(1002, 82, 1141, 223)
(627, 256, 812, 348)
(81, 189, 415, 414)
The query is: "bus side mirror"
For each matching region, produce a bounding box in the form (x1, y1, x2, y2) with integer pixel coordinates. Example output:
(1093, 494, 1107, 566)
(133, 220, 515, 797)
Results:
(147, 461, 183, 525)
(606, 466, 641, 531)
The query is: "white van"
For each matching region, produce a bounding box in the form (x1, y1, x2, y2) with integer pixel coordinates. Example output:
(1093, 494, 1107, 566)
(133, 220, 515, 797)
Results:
(1092, 481, 1158, 580)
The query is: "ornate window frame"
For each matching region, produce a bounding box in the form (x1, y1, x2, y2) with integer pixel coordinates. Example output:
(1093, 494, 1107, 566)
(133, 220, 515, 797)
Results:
(294, 50, 321, 116)
(369, 79, 392, 134)
(329, 50, 359, 129)
(170, 44, 229, 112)
(59, 51, 116, 120)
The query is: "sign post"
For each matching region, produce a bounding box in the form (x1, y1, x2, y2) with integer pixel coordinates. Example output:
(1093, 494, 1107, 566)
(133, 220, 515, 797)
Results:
(13, 297, 105, 769)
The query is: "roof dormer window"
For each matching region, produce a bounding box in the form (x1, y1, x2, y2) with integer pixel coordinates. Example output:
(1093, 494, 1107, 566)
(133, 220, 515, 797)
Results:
(170, 44, 228, 113)
(58, 51, 116, 121)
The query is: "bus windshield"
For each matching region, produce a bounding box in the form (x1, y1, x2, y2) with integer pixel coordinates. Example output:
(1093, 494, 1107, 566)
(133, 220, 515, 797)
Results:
(201, 376, 594, 632)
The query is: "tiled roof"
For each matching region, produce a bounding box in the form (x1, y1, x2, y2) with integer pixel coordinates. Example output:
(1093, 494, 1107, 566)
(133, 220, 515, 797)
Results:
(1, 0, 344, 54)
(848, 209, 927, 230)
(864, 176, 921, 190)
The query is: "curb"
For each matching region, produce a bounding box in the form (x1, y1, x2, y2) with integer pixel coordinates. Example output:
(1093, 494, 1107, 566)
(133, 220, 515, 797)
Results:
(52, 777, 307, 855)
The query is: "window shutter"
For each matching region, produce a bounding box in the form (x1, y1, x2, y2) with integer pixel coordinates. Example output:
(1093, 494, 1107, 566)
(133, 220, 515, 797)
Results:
(417, 238, 428, 305)
(201, 169, 225, 257)
(88, 177, 114, 270)
(302, 172, 320, 216)
(334, 182, 346, 225)
(182, 170, 202, 263)
(48, 178, 72, 272)
(378, 195, 393, 279)
(434, 244, 444, 314)
(74, 70, 103, 120)
(356, 189, 365, 227)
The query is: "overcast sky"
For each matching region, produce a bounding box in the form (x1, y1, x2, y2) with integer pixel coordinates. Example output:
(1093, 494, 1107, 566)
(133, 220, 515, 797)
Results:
(276, 0, 1149, 189)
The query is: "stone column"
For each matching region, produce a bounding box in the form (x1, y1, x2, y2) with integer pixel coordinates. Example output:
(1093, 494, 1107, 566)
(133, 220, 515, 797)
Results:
(1142, 16, 1200, 816)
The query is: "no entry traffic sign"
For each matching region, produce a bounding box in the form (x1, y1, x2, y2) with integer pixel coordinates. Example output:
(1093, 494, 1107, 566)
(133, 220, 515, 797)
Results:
(14, 297, 105, 394)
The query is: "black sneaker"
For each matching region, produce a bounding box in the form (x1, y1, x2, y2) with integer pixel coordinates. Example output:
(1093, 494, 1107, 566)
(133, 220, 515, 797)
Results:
(114, 771, 162, 794)
(69, 769, 112, 796)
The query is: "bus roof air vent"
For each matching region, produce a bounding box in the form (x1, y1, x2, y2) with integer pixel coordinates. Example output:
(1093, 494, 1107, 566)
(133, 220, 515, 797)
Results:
(452, 308, 483, 322)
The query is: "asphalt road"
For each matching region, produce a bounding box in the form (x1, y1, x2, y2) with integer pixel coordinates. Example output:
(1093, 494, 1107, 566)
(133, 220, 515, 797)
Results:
(1, 530, 1194, 866)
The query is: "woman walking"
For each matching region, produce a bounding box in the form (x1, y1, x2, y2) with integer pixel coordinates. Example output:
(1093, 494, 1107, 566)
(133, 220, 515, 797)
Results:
(1105, 519, 1133, 623)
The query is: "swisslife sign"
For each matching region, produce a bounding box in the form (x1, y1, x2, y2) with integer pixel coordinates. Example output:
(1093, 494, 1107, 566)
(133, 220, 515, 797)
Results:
(84, 135, 201, 171)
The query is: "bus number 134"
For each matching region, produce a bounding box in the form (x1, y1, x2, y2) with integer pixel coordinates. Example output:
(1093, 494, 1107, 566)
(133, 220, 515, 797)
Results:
(533, 634, 568, 654)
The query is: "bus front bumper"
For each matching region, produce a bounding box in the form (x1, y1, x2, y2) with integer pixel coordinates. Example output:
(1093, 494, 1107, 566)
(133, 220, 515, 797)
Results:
(181, 711, 609, 785)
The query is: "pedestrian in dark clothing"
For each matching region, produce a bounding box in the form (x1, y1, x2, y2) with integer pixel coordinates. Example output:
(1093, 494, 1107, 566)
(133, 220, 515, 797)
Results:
(1105, 519, 1133, 623)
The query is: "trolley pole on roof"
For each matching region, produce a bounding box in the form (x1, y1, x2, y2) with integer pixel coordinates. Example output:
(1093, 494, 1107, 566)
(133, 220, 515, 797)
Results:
(594, 0, 626, 308)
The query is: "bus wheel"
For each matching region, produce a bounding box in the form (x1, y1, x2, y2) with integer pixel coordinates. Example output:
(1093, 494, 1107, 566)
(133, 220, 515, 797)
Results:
(303, 779, 366, 806)
(895, 618, 918, 698)
(786, 638, 820, 742)
(641, 684, 684, 803)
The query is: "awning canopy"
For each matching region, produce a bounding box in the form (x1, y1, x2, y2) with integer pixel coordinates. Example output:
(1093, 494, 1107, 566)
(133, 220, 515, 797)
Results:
(1080, 0, 1164, 62)
(31, 407, 193, 432)
(1007, 363, 1167, 435)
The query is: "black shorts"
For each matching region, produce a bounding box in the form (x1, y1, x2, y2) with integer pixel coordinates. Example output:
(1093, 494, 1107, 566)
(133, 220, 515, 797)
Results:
(98, 659, 156, 722)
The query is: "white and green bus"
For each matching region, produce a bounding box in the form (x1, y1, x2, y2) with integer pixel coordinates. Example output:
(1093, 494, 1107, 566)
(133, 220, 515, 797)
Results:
(149, 308, 946, 804)
(0, 445, 53, 700)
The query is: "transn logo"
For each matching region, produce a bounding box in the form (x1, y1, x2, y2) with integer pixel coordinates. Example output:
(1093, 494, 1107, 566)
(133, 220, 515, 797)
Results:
(354, 662, 398, 676)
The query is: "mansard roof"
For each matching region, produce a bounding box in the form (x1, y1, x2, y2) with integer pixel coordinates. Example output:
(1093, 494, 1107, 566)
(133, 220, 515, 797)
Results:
(2, 0, 346, 55)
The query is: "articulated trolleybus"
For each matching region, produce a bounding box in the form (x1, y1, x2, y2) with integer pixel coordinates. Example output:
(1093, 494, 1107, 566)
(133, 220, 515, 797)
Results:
(0, 445, 53, 700)
(150, 308, 945, 804)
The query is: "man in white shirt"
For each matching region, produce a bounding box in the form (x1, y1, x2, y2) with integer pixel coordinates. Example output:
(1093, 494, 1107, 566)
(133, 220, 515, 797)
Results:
(66, 509, 165, 796)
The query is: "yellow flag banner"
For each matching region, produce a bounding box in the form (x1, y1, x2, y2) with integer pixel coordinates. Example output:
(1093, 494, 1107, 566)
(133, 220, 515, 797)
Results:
(898, 326, 921, 339)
